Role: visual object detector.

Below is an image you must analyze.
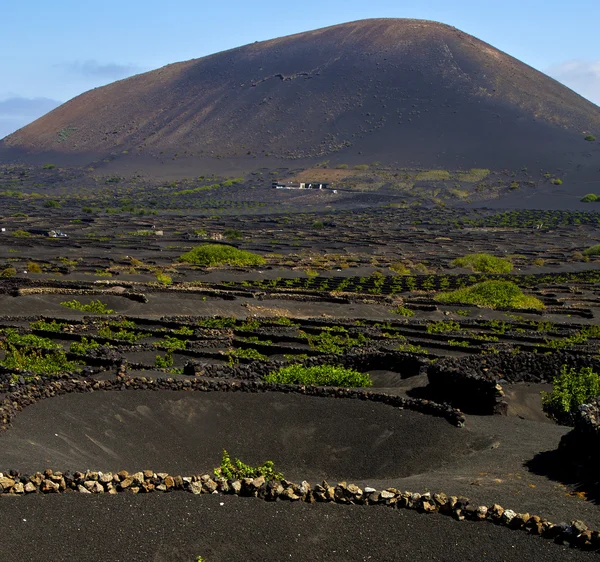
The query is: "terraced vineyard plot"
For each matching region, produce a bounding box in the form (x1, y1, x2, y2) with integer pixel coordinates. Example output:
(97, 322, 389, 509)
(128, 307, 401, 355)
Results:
(2, 207, 600, 560)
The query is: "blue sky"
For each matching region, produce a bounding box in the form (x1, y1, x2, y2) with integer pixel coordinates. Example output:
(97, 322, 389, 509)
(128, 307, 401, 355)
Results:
(1, 0, 599, 137)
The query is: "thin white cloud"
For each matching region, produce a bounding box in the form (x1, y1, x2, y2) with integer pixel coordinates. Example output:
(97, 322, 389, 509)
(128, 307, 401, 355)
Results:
(546, 59, 600, 107)
(59, 60, 145, 80)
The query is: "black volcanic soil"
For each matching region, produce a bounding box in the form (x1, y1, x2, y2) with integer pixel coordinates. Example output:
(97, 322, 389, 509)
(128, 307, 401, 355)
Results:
(2, 205, 600, 560)
(2, 18, 599, 181)
(0, 494, 594, 562)
(0, 391, 491, 479)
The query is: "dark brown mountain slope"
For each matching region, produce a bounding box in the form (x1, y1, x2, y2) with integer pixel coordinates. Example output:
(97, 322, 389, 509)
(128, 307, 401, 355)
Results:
(2, 18, 600, 175)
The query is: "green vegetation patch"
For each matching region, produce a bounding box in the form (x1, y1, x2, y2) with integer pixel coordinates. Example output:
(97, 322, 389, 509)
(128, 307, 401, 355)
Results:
(60, 299, 115, 314)
(435, 280, 544, 310)
(456, 168, 490, 183)
(451, 253, 513, 274)
(415, 170, 451, 181)
(264, 364, 372, 387)
(1, 345, 81, 376)
(179, 244, 265, 267)
(584, 245, 600, 256)
(214, 450, 283, 481)
(2, 329, 61, 350)
(542, 365, 600, 424)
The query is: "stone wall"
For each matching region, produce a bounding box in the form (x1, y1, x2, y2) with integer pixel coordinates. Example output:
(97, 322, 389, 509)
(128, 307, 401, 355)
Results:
(428, 352, 600, 415)
(0, 369, 464, 431)
(0, 468, 596, 551)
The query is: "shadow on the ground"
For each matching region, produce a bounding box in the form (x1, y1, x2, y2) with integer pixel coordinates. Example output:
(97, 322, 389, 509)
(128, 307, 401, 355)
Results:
(525, 449, 600, 505)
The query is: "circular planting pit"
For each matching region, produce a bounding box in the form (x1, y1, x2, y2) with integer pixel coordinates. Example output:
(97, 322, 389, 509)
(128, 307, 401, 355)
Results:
(0, 390, 491, 479)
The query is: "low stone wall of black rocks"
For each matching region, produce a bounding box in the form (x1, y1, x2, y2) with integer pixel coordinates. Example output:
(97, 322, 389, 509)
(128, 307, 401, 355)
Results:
(559, 398, 600, 465)
(0, 367, 464, 431)
(427, 352, 600, 415)
(185, 349, 428, 381)
(0, 469, 597, 551)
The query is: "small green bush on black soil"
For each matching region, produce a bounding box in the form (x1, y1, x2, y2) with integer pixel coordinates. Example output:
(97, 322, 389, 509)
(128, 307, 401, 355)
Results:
(69, 337, 101, 354)
(1, 345, 81, 376)
(435, 280, 544, 310)
(227, 347, 268, 365)
(155, 352, 174, 368)
(60, 299, 115, 314)
(451, 253, 513, 273)
(584, 245, 600, 256)
(542, 365, 600, 424)
(304, 328, 367, 354)
(581, 194, 599, 202)
(426, 320, 461, 334)
(392, 306, 414, 317)
(98, 326, 145, 343)
(223, 229, 243, 240)
(0, 267, 17, 278)
(584, 135, 596, 142)
(2, 329, 61, 350)
(30, 319, 65, 332)
(179, 244, 265, 267)
(214, 450, 283, 481)
(264, 364, 372, 387)
(154, 335, 187, 351)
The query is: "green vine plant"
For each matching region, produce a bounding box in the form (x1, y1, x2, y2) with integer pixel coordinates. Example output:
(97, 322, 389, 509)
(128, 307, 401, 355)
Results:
(214, 450, 284, 481)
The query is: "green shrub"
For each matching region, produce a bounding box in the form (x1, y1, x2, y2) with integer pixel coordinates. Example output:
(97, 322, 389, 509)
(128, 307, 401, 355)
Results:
(70, 337, 101, 354)
(353, 164, 369, 170)
(551, 178, 563, 185)
(2, 329, 61, 349)
(542, 365, 600, 424)
(27, 262, 43, 273)
(179, 245, 265, 267)
(264, 364, 372, 387)
(223, 229, 243, 240)
(227, 347, 268, 365)
(1, 345, 81, 375)
(581, 193, 598, 202)
(584, 245, 600, 256)
(44, 199, 61, 208)
(12, 230, 30, 238)
(214, 450, 283, 480)
(0, 267, 17, 278)
(435, 280, 544, 310)
(584, 135, 596, 142)
(155, 271, 172, 286)
(155, 352, 174, 368)
(60, 299, 115, 314)
(154, 335, 187, 351)
(98, 326, 145, 343)
(305, 328, 367, 354)
(426, 320, 461, 334)
(31, 319, 65, 332)
(451, 253, 513, 274)
(392, 306, 414, 317)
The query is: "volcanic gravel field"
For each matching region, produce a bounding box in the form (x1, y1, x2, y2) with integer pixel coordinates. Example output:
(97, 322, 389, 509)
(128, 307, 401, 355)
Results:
(1, 201, 600, 561)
